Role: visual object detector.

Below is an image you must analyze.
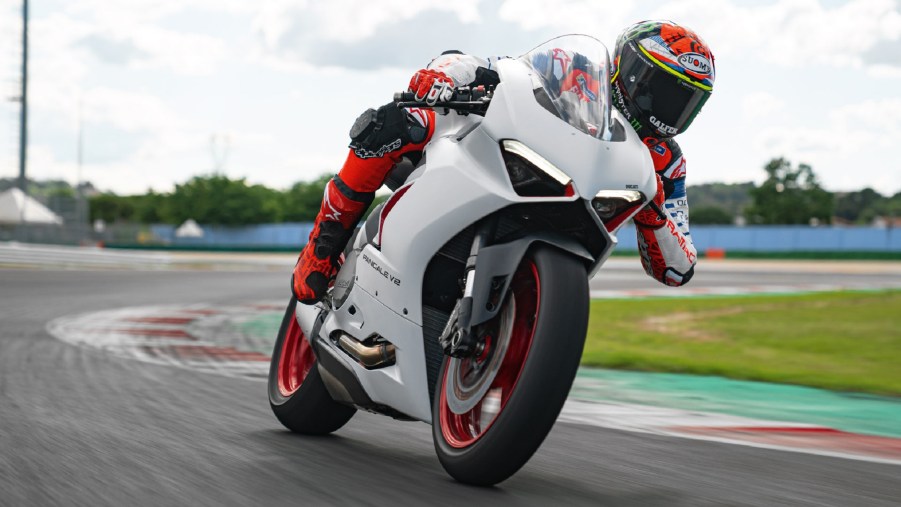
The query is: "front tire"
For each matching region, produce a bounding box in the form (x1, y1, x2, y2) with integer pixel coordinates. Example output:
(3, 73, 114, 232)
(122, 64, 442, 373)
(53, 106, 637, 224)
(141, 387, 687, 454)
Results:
(268, 296, 355, 434)
(433, 246, 589, 486)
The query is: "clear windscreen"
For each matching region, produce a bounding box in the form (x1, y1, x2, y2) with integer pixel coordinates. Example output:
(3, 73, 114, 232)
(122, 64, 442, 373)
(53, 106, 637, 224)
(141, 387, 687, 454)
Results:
(521, 35, 613, 140)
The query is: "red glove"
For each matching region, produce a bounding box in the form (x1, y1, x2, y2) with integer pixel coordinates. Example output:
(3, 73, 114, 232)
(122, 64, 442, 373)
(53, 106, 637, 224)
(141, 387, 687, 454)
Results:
(409, 69, 455, 105)
(633, 173, 667, 229)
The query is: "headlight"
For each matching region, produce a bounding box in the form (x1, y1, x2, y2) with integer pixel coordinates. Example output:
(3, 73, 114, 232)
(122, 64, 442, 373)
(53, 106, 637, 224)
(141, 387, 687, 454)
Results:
(501, 140, 575, 197)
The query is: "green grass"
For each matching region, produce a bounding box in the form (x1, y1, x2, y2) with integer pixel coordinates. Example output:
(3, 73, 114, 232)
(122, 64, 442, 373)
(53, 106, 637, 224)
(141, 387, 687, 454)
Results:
(583, 290, 901, 395)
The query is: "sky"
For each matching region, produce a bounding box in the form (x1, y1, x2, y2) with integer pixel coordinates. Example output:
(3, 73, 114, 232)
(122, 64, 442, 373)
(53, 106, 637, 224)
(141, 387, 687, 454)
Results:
(0, 0, 899, 195)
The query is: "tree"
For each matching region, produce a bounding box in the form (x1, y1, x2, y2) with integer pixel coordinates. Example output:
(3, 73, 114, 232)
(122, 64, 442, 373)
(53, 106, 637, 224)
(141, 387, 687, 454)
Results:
(282, 174, 331, 222)
(834, 188, 884, 223)
(165, 175, 282, 225)
(744, 158, 833, 225)
(282, 174, 391, 223)
(89, 193, 134, 223)
(690, 206, 734, 225)
(860, 191, 901, 224)
(133, 191, 166, 223)
(689, 181, 754, 217)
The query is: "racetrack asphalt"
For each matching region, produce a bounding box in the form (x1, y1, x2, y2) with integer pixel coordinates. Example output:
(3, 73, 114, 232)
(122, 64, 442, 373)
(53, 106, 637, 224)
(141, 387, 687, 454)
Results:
(1, 265, 900, 506)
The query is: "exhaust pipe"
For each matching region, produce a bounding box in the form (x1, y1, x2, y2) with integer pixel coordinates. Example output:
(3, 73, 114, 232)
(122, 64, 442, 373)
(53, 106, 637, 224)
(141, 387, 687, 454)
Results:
(337, 334, 396, 369)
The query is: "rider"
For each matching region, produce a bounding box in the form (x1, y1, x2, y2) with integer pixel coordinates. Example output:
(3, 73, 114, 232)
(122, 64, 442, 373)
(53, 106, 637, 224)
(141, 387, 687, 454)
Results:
(292, 20, 715, 303)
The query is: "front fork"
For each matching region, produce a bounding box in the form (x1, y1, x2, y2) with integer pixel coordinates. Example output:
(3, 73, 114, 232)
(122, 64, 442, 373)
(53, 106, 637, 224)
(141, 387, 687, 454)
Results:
(438, 217, 498, 358)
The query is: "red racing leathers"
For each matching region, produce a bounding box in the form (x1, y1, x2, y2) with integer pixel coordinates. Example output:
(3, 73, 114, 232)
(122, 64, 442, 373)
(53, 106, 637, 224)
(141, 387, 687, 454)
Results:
(291, 106, 435, 303)
(292, 51, 695, 302)
(634, 138, 696, 286)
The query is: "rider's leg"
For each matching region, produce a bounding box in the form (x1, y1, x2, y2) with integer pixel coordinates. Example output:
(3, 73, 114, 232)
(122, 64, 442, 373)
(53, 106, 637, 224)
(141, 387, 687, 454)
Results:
(292, 104, 435, 303)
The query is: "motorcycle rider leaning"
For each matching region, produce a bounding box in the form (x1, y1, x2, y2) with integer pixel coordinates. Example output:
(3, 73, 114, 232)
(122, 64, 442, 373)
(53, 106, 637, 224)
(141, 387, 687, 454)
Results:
(292, 20, 716, 303)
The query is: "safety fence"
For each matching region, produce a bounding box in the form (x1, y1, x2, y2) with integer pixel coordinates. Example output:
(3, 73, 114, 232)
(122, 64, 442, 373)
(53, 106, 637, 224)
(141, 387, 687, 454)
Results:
(614, 225, 901, 253)
(147, 223, 901, 253)
(5, 223, 900, 253)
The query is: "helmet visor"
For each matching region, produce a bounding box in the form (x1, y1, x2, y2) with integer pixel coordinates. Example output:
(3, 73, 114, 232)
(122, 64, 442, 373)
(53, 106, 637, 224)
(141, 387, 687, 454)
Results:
(617, 41, 710, 136)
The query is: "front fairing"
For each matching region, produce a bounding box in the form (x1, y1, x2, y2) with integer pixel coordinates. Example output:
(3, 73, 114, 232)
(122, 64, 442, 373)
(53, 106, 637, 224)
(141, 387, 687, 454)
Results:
(480, 38, 656, 210)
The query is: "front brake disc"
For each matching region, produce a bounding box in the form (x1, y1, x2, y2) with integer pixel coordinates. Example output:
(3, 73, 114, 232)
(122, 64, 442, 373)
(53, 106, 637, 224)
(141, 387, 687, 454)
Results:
(444, 294, 515, 415)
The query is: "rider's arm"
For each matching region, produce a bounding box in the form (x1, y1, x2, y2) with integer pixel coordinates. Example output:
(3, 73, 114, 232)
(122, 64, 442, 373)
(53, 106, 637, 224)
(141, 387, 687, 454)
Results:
(634, 139, 697, 287)
(426, 51, 502, 88)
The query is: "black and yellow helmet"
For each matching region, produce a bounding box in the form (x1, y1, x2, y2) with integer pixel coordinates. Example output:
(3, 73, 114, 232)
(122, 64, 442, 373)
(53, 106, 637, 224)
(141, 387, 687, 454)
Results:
(612, 20, 715, 139)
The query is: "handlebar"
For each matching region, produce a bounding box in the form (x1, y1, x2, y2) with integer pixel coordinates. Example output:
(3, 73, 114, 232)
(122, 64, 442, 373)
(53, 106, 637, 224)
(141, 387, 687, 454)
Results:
(393, 86, 493, 115)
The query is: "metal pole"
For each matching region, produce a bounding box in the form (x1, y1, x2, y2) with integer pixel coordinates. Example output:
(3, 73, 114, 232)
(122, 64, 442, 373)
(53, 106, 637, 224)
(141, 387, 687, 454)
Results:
(77, 98, 85, 240)
(18, 0, 28, 194)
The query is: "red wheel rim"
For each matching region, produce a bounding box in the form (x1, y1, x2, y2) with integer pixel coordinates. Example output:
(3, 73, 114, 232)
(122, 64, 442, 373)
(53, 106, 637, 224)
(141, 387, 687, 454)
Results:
(439, 259, 540, 448)
(277, 315, 315, 397)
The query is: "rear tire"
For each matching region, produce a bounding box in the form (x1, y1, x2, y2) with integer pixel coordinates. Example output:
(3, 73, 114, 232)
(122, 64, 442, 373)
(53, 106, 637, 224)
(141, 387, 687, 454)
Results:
(268, 296, 355, 434)
(432, 245, 589, 486)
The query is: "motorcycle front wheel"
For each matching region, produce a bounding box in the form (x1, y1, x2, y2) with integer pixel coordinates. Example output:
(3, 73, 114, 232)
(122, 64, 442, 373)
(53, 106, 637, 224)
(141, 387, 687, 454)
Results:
(432, 245, 589, 486)
(268, 296, 355, 434)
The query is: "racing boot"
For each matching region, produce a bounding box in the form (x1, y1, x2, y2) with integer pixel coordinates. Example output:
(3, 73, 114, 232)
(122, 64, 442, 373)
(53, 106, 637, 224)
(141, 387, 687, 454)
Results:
(292, 175, 373, 304)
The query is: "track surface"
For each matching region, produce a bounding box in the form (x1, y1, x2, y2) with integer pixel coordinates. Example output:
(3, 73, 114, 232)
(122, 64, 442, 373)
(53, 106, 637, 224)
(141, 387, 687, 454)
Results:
(2, 265, 900, 506)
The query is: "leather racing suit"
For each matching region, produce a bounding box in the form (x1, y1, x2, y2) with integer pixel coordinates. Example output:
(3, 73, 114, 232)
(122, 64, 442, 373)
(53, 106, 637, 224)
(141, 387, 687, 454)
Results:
(292, 51, 696, 303)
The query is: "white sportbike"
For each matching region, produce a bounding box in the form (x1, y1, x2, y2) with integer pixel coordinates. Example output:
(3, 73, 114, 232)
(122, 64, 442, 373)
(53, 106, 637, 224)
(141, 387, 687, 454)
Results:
(267, 35, 657, 486)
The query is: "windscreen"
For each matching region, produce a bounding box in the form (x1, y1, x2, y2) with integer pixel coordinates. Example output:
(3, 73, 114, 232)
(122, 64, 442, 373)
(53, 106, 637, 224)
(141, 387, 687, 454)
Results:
(521, 35, 613, 140)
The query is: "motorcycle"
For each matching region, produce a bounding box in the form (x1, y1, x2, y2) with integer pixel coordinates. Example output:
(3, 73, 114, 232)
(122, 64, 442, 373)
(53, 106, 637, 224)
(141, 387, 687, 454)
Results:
(267, 34, 656, 486)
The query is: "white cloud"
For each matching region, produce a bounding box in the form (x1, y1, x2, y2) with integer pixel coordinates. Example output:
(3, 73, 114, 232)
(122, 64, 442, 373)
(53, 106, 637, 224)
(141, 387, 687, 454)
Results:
(741, 92, 786, 120)
(66, 0, 251, 26)
(82, 87, 188, 133)
(830, 97, 901, 142)
(123, 28, 226, 75)
(55, 0, 235, 75)
(489, 0, 901, 75)
(750, 98, 901, 191)
(497, 0, 639, 37)
(5, 0, 901, 196)
(868, 63, 901, 77)
(652, 0, 901, 72)
(252, 0, 483, 50)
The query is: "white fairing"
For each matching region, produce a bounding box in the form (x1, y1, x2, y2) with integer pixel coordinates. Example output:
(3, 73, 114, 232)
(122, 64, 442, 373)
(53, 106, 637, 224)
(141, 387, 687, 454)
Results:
(298, 36, 655, 424)
(483, 58, 656, 201)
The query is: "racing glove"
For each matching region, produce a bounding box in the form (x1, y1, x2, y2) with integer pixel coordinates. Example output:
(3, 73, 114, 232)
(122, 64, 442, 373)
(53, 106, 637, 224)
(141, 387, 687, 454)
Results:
(632, 173, 667, 229)
(409, 69, 455, 106)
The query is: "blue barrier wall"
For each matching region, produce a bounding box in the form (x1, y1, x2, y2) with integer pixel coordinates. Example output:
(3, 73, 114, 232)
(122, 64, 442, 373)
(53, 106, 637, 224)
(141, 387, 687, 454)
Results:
(613, 225, 900, 252)
(148, 223, 900, 252)
(150, 223, 314, 247)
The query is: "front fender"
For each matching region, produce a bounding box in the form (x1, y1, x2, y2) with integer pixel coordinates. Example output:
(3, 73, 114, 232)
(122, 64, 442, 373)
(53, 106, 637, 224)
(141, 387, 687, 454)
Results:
(469, 234, 592, 326)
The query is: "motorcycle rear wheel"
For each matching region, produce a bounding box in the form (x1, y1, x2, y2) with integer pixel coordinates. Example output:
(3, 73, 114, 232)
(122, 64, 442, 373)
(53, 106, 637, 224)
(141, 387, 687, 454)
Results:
(432, 245, 589, 486)
(268, 296, 356, 434)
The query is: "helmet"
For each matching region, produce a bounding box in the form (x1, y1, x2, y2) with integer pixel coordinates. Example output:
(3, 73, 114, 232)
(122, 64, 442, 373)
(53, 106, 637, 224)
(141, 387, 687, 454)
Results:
(612, 20, 715, 140)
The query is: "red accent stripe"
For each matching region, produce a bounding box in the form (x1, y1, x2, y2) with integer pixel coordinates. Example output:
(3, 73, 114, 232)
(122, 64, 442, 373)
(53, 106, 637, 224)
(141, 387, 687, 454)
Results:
(677, 426, 841, 434)
(125, 317, 194, 325)
(602, 200, 644, 232)
(142, 345, 269, 361)
(111, 328, 192, 338)
(376, 184, 413, 246)
(672, 425, 901, 460)
(179, 309, 219, 315)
